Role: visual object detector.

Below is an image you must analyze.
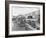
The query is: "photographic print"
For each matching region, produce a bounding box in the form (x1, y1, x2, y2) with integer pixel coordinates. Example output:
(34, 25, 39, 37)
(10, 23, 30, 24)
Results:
(5, 1, 45, 37)
(12, 5, 40, 31)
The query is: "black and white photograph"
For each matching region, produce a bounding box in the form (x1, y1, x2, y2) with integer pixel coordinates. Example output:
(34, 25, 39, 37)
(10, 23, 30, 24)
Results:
(12, 6, 40, 31)
(5, 1, 45, 37)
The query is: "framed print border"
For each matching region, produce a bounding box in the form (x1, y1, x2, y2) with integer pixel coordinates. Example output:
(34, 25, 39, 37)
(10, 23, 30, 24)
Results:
(5, 1, 45, 37)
